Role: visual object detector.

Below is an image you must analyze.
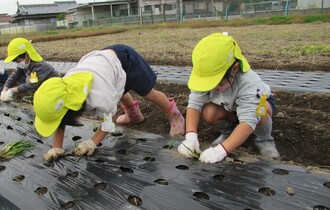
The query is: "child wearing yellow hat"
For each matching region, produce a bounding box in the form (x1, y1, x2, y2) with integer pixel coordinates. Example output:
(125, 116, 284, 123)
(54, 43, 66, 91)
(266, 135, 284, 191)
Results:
(177, 33, 280, 163)
(33, 44, 185, 162)
(0, 38, 59, 102)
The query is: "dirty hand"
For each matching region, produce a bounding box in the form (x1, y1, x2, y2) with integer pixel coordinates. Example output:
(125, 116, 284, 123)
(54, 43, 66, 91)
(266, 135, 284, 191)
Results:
(72, 139, 97, 156)
(177, 132, 201, 158)
(1, 89, 14, 102)
(44, 148, 65, 162)
(199, 144, 227, 164)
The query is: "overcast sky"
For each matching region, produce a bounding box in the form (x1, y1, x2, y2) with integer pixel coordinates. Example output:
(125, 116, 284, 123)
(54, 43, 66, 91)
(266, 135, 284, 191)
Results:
(0, 0, 105, 15)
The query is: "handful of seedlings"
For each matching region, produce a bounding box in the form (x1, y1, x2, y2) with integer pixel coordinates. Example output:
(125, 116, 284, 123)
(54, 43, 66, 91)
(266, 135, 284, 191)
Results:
(0, 140, 34, 161)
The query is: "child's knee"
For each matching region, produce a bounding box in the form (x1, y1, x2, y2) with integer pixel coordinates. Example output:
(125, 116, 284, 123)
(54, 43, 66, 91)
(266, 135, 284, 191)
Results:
(201, 103, 226, 124)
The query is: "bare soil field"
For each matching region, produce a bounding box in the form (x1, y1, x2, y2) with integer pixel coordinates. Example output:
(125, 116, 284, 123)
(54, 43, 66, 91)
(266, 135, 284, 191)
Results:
(2, 22, 329, 167)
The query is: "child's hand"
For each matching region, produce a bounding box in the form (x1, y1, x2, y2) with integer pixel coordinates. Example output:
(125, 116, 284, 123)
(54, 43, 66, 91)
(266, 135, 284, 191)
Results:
(72, 139, 96, 156)
(44, 148, 65, 162)
(0, 91, 7, 101)
(177, 132, 201, 158)
(199, 144, 227, 163)
(1, 89, 14, 102)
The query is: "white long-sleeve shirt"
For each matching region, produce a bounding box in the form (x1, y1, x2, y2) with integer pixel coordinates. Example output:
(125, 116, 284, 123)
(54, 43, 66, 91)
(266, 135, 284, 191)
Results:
(65, 50, 126, 118)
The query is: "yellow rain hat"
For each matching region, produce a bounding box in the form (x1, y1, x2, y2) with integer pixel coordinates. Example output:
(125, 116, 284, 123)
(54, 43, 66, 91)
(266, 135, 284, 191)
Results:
(4, 38, 43, 63)
(34, 72, 94, 137)
(188, 33, 251, 91)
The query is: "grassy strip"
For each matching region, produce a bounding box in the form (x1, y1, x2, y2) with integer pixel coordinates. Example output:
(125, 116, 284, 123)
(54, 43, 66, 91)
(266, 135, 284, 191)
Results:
(0, 14, 329, 47)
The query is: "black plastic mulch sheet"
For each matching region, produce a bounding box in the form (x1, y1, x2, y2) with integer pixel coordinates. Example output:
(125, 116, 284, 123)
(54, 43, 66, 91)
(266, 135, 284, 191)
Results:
(0, 103, 329, 210)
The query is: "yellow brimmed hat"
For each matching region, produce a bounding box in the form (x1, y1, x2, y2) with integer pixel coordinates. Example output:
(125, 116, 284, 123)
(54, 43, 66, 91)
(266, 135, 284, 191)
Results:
(188, 33, 250, 91)
(34, 72, 94, 137)
(4, 38, 43, 63)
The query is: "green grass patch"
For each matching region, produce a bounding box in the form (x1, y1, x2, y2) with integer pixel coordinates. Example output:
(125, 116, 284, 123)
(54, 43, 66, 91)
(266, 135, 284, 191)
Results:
(268, 16, 293, 24)
(301, 45, 330, 55)
(303, 15, 328, 23)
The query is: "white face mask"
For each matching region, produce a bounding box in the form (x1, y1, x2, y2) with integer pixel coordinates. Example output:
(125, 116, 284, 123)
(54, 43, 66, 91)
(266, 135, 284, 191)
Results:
(17, 60, 30, 69)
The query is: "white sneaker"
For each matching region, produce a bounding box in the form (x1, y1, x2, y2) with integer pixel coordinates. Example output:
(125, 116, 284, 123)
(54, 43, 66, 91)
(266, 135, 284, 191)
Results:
(255, 141, 280, 159)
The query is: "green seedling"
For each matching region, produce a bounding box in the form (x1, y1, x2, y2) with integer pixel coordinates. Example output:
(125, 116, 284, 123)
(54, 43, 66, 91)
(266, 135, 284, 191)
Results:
(0, 140, 34, 161)
(181, 143, 200, 159)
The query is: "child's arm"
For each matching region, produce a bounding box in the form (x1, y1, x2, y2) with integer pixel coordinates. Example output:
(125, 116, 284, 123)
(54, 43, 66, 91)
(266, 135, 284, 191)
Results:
(222, 122, 253, 152)
(52, 126, 65, 148)
(90, 127, 109, 146)
(178, 108, 202, 158)
(71, 127, 109, 157)
(185, 108, 201, 133)
(44, 126, 66, 162)
(199, 122, 253, 163)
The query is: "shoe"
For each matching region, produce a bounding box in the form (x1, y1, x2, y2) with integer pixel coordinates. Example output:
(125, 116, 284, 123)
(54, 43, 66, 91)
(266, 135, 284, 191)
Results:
(255, 141, 280, 159)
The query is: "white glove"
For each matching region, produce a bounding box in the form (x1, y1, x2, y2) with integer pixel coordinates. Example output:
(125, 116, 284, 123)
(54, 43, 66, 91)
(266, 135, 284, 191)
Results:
(199, 144, 227, 163)
(44, 148, 65, 162)
(72, 139, 97, 156)
(1, 91, 7, 101)
(177, 132, 201, 158)
(1, 89, 14, 102)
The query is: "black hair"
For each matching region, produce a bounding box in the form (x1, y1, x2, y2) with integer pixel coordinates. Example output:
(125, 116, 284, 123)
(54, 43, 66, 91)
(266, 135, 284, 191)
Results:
(59, 102, 86, 128)
(14, 53, 27, 62)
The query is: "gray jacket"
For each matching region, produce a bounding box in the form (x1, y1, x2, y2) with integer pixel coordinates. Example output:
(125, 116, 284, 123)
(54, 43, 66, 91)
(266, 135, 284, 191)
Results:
(5, 61, 59, 93)
(187, 69, 271, 130)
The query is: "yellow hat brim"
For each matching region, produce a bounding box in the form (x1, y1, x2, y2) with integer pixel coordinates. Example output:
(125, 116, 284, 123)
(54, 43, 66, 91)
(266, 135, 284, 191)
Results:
(188, 67, 227, 92)
(4, 55, 17, 64)
(35, 112, 66, 137)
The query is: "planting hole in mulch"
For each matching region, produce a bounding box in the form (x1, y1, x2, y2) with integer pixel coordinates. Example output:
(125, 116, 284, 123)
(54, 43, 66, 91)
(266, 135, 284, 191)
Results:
(67, 171, 78, 178)
(12, 175, 25, 182)
(272, 168, 289, 175)
(16, 117, 21, 121)
(27, 121, 33, 125)
(323, 182, 330, 189)
(36, 140, 43, 144)
(44, 161, 54, 168)
(163, 144, 174, 149)
(213, 174, 228, 181)
(0, 165, 6, 172)
(110, 132, 123, 137)
(95, 158, 105, 163)
(4, 113, 10, 117)
(61, 201, 75, 209)
(176, 165, 189, 170)
(72, 136, 81, 141)
(0, 141, 4, 145)
(120, 166, 134, 173)
(94, 182, 107, 190)
(25, 154, 35, 158)
(193, 192, 210, 200)
(143, 156, 155, 161)
(34, 186, 48, 196)
(116, 149, 126, 154)
(127, 195, 143, 206)
(136, 138, 147, 142)
(313, 205, 330, 210)
(7, 126, 13, 130)
(258, 187, 276, 196)
(154, 178, 168, 185)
